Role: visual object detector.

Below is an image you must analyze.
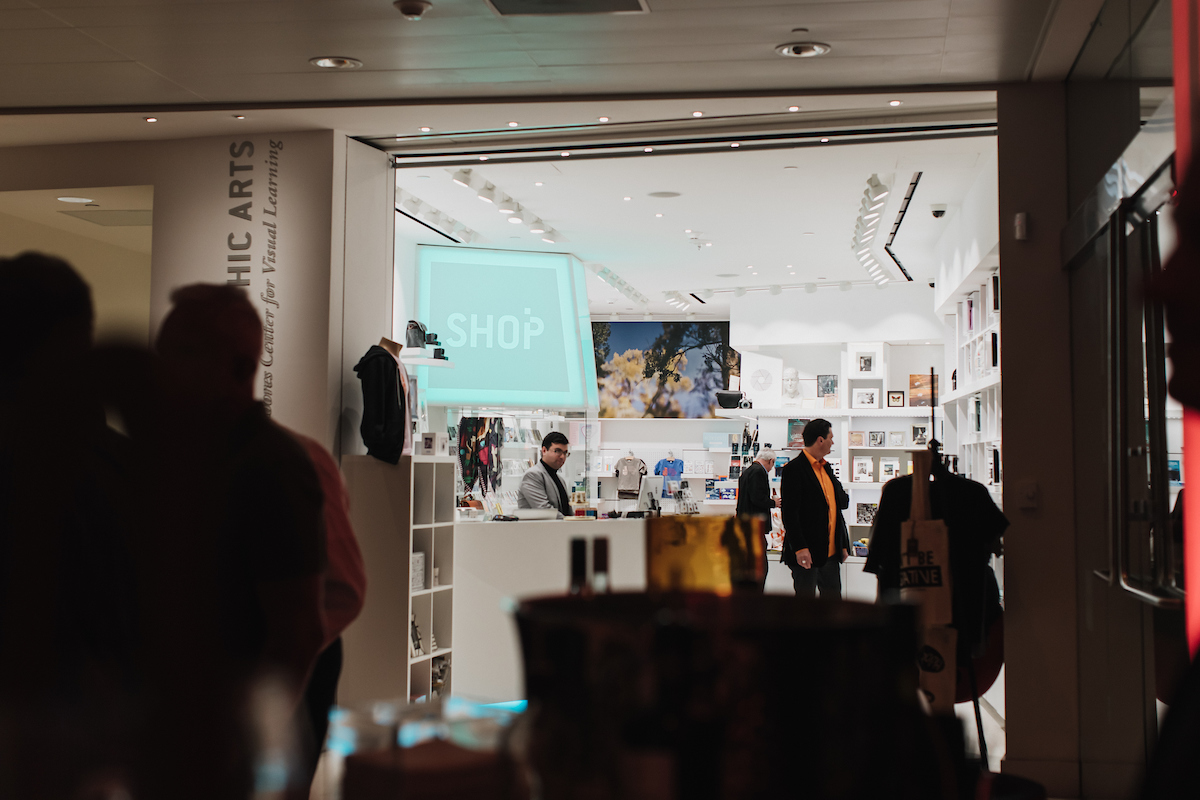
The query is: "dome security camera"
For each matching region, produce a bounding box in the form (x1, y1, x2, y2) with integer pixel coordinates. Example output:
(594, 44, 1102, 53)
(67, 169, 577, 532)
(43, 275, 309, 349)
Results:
(394, 0, 432, 19)
(928, 281, 936, 288)
(931, 204, 947, 219)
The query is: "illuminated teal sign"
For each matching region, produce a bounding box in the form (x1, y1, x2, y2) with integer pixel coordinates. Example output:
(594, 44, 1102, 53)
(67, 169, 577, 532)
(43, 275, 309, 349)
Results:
(416, 246, 598, 409)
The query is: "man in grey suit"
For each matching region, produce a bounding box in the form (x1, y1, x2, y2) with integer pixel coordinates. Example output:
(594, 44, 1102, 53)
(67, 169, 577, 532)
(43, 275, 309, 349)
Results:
(517, 432, 572, 517)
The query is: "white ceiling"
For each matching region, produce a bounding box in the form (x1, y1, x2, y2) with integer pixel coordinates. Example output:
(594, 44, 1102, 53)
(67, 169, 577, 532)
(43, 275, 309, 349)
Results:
(396, 113, 996, 317)
(0, 0, 1090, 111)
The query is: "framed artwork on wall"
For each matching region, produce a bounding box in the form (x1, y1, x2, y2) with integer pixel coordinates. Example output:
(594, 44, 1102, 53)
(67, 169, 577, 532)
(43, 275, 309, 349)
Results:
(847, 431, 865, 447)
(852, 457, 874, 483)
(852, 388, 879, 409)
(911, 425, 929, 446)
(887, 391, 904, 407)
(909, 374, 938, 407)
(887, 431, 904, 447)
(868, 431, 885, 447)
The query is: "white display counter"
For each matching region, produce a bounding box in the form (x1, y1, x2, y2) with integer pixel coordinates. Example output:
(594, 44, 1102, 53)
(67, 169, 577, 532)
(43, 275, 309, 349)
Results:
(451, 518, 877, 703)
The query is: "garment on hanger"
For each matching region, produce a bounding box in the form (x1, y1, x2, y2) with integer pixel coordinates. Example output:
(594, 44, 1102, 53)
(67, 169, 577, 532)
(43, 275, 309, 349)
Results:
(613, 456, 647, 499)
(458, 417, 505, 495)
(864, 471, 1007, 659)
(654, 457, 685, 497)
(354, 344, 409, 464)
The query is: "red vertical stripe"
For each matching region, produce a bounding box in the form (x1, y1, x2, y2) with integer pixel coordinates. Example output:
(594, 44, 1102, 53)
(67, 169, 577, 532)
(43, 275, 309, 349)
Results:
(1173, 0, 1200, 656)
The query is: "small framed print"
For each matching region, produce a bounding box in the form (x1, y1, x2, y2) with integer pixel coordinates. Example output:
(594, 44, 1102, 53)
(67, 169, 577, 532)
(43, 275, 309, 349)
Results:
(853, 457, 874, 483)
(851, 388, 879, 409)
(887, 391, 904, 408)
(868, 431, 885, 447)
(856, 354, 874, 374)
(887, 430, 905, 447)
(823, 394, 840, 408)
(911, 424, 929, 446)
(848, 431, 865, 447)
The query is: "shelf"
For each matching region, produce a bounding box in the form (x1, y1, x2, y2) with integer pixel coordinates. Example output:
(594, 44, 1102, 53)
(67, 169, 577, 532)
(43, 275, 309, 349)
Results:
(849, 482, 889, 487)
(413, 454, 458, 464)
(409, 647, 452, 665)
(847, 446, 925, 452)
(412, 585, 453, 596)
(716, 407, 937, 420)
(703, 499, 737, 505)
(940, 373, 1001, 405)
(403, 357, 456, 368)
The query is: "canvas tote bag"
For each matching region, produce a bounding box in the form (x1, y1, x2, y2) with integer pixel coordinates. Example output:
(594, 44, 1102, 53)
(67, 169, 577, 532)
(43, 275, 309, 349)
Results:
(900, 451, 957, 713)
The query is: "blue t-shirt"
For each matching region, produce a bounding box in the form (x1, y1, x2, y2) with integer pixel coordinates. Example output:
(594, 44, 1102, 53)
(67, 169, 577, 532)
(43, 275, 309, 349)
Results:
(654, 458, 684, 497)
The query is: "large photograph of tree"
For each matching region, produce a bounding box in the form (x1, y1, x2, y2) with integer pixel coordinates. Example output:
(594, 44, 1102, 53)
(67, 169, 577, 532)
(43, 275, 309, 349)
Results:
(592, 321, 740, 418)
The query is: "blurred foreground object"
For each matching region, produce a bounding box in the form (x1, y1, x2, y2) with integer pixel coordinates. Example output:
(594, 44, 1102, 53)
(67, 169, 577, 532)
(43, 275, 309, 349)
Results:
(645, 515, 766, 594)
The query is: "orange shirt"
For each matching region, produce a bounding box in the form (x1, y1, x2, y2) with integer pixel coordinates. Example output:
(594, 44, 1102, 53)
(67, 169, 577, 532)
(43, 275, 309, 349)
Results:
(803, 449, 837, 557)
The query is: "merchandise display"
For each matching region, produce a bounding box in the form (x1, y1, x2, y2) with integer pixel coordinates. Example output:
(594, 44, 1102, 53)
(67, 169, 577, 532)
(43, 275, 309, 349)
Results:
(458, 417, 504, 495)
(853, 457, 874, 483)
(354, 339, 412, 464)
(613, 455, 648, 499)
(654, 454, 684, 498)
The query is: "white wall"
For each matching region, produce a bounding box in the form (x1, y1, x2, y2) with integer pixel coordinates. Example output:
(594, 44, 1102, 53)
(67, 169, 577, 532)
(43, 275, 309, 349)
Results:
(730, 281, 943, 347)
(0, 209, 151, 345)
(933, 150, 1000, 311)
(0, 131, 395, 449)
(337, 139, 397, 458)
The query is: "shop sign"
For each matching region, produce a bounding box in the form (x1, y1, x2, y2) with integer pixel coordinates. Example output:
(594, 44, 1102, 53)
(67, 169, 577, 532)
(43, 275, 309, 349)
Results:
(416, 246, 597, 408)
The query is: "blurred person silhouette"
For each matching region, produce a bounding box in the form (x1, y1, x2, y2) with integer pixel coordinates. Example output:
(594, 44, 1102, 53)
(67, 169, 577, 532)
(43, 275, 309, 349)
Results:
(145, 284, 327, 800)
(1141, 154, 1200, 798)
(0, 252, 141, 800)
(287, 429, 366, 794)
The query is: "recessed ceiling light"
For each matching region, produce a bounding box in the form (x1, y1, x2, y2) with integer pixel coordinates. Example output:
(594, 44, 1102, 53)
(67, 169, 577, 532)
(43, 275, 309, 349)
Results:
(752, 272, 758, 275)
(561, 151, 570, 157)
(508, 121, 519, 127)
(144, 117, 158, 123)
(684, 229, 692, 233)
(820, 137, 829, 143)
(705, 242, 712, 246)
(309, 56, 363, 69)
(746, 265, 753, 269)
(623, 196, 632, 201)
(57, 196, 93, 203)
(788, 106, 800, 112)
(692, 111, 704, 117)
(655, 213, 663, 218)
(419, 126, 431, 132)
(534, 182, 543, 186)
(598, 116, 610, 122)
(776, 41, 832, 58)
(644, 146, 654, 152)
(889, 100, 902, 107)
(786, 264, 792, 268)
(233, 115, 246, 120)
(479, 155, 489, 161)
(730, 142, 740, 148)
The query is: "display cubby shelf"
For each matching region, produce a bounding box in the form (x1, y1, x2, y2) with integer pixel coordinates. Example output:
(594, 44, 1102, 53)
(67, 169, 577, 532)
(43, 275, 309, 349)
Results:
(341, 453, 456, 707)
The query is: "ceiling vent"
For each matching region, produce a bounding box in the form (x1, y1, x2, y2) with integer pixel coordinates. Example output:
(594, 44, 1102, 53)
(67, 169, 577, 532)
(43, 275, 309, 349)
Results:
(59, 210, 152, 227)
(488, 0, 647, 15)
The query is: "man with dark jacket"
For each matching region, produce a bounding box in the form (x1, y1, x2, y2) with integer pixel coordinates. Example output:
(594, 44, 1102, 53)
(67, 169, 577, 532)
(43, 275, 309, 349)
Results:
(778, 419, 850, 597)
(735, 447, 777, 519)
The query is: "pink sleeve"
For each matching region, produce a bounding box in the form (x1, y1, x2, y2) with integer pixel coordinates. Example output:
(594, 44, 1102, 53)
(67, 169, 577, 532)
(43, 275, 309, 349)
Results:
(293, 431, 368, 647)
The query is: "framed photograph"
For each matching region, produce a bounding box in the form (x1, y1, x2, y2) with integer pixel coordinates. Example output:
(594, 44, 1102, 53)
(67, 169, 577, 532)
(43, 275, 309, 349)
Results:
(887, 391, 905, 407)
(856, 354, 874, 374)
(787, 419, 809, 449)
(856, 502, 879, 525)
(887, 431, 905, 447)
(847, 431, 865, 447)
(852, 388, 879, 409)
(823, 394, 840, 408)
(853, 456, 874, 483)
(879, 457, 900, 482)
(911, 425, 929, 446)
(909, 374, 938, 407)
(868, 431, 885, 447)
(817, 374, 839, 397)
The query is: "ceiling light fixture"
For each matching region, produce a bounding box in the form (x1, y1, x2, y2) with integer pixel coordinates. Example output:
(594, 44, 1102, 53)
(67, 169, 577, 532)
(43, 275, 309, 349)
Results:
(144, 117, 158, 123)
(644, 147, 654, 153)
(508, 209, 526, 224)
(776, 41, 833, 57)
(730, 142, 740, 148)
(534, 181, 543, 186)
(233, 115, 246, 120)
(598, 116, 610, 122)
(541, 230, 561, 244)
(419, 126, 432, 132)
(309, 56, 363, 69)
(497, 197, 517, 215)
(788, 105, 800, 112)
(693, 111, 704, 117)
(889, 100, 902, 107)
(820, 137, 830, 143)
(560, 151, 570, 157)
(478, 156, 489, 161)
(528, 220, 547, 234)
(477, 183, 496, 204)
(623, 196, 632, 201)
(451, 168, 472, 187)
(508, 121, 519, 127)
(57, 196, 94, 203)
(705, 242, 712, 247)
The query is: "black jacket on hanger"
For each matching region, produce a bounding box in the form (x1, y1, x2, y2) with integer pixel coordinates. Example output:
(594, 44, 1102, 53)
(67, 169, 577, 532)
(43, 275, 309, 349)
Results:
(353, 345, 407, 465)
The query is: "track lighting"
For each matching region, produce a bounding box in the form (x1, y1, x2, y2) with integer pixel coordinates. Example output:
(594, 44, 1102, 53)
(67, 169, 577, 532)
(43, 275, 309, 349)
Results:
(541, 230, 561, 243)
(528, 219, 547, 234)
(477, 183, 496, 204)
(866, 175, 889, 202)
(451, 168, 472, 187)
(497, 197, 517, 214)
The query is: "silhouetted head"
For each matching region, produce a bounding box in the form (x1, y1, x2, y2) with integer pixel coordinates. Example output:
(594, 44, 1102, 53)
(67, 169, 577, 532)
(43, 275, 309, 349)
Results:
(156, 284, 262, 417)
(0, 251, 93, 389)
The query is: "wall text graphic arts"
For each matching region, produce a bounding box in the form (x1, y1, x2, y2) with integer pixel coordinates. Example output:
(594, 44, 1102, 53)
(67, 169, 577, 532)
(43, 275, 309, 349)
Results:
(224, 138, 284, 415)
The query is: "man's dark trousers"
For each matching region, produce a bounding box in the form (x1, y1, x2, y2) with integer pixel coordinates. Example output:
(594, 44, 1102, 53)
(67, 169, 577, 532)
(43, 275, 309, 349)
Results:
(791, 559, 842, 598)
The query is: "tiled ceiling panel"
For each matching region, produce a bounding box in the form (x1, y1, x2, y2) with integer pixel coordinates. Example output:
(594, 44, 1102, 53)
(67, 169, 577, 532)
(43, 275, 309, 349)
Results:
(1, 0, 1069, 109)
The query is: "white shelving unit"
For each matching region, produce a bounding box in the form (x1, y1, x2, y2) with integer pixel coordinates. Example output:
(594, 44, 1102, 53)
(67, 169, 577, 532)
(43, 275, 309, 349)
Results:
(341, 453, 456, 707)
(939, 271, 1002, 506)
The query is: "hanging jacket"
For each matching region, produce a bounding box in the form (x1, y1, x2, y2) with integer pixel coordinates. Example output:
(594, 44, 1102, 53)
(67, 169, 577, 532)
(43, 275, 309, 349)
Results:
(353, 345, 408, 465)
